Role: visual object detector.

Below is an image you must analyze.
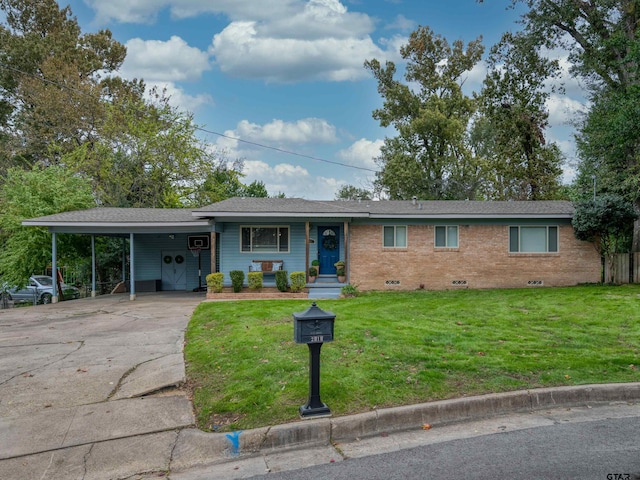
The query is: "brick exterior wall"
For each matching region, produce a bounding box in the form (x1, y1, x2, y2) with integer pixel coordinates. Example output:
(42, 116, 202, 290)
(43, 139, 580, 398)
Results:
(349, 224, 601, 291)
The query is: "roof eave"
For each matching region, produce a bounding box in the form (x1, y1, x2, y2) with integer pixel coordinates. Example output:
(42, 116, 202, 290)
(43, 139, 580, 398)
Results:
(22, 220, 213, 228)
(368, 213, 573, 219)
(193, 212, 370, 219)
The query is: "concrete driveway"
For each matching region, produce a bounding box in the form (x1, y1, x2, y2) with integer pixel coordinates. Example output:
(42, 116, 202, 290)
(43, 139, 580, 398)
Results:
(0, 292, 204, 479)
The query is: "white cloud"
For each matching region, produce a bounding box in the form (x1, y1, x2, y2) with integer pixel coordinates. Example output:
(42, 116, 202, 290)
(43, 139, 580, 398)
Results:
(85, 0, 399, 84)
(243, 160, 328, 198)
(84, 0, 298, 24)
(120, 36, 211, 82)
(151, 82, 214, 112)
(210, 21, 396, 83)
(234, 118, 339, 144)
(115, 36, 213, 113)
(337, 138, 382, 169)
(385, 14, 415, 32)
(546, 94, 587, 126)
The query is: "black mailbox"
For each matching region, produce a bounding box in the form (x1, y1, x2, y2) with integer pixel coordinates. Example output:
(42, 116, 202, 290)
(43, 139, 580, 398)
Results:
(293, 302, 335, 344)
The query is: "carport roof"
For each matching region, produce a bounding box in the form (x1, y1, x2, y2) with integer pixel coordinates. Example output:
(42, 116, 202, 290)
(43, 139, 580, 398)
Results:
(24, 207, 208, 225)
(23, 207, 212, 234)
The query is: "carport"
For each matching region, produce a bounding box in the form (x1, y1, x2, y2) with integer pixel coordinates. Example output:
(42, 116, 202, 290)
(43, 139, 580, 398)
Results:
(22, 208, 217, 302)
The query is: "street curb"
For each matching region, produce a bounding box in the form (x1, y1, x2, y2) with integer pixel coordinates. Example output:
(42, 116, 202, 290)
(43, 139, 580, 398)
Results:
(172, 382, 640, 472)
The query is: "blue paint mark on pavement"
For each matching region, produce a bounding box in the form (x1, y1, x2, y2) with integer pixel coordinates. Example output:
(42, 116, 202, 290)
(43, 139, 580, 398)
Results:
(226, 431, 243, 456)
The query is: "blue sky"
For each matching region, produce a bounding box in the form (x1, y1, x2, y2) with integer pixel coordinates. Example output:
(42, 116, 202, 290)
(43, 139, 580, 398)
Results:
(64, 0, 584, 200)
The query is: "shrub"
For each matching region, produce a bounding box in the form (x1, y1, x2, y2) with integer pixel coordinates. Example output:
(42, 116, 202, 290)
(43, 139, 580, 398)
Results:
(229, 270, 245, 293)
(247, 272, 263, 290)
(206, 273, 224, 293)
(289, 271, 306, 293)
(275, 270, 288, 292)
(308, 266, 318, 276)
(341, 283, 359, 297)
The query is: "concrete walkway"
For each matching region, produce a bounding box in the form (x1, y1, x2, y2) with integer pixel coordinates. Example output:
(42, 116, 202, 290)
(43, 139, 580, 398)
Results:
(1, 293, 639, 479)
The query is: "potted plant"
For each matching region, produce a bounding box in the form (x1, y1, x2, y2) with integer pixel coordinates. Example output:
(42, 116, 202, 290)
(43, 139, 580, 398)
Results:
(311, 259, 320, 275)
(308, 266, 318, 283)
(334, 260, 346, 283)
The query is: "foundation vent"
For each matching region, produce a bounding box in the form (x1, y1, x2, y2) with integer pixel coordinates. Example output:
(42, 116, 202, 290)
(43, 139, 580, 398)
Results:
(451, 280, 468, 286)
(527, 280, 544, 286)
(385, 280, 401, 286)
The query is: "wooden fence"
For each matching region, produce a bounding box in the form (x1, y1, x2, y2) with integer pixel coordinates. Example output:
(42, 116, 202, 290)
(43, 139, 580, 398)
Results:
(604, 253, 640, 284)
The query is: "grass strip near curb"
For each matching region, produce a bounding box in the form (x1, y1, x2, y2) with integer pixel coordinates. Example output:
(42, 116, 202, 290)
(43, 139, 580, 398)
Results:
(184, 285, 640, 432)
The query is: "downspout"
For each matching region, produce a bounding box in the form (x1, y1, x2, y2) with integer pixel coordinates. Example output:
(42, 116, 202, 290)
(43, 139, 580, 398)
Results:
(129, 233, 136, 301)
(52, 232, 58, 303)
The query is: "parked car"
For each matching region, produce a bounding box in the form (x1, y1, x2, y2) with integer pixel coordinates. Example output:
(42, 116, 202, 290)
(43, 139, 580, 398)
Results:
(5, 275, 80, 305)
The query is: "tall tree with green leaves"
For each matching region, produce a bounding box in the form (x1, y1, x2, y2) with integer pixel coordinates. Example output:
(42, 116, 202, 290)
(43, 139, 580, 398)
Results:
(365, 26, 485, 200)
(510, 0, 640, 246)
(65, 86, 216, 208)
(0, 0, 127, 167)
(473, 32, 564, 200)
(0, 166, 95, 287)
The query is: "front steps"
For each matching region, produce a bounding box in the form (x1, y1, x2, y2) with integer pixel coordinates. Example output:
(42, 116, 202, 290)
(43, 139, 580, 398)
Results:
(307, 275, 344, 299)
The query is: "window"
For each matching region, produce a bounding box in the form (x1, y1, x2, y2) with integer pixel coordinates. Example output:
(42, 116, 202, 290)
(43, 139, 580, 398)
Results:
(435, 226, 458, 248)
(241, 226, 289, 253)
(509, 226, 558, 253)
(383, 226, 407, 248)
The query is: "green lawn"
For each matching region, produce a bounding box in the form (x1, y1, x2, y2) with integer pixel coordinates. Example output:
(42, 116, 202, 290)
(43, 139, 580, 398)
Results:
(184, 285, 640, 432)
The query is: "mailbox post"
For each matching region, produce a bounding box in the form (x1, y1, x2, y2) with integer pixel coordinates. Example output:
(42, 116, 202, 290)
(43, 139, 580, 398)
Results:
(293, 302, 335, 418)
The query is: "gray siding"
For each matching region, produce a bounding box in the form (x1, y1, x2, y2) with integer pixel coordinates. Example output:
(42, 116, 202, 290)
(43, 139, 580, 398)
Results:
(134, 233, 212, 291)
(218, 222, 309, 285)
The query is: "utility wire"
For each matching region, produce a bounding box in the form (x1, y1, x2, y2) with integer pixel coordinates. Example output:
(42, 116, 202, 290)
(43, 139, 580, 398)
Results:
(0, 62, 377, 173)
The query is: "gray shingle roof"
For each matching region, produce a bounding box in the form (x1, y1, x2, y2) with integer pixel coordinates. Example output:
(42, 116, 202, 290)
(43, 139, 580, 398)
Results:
(24, 208, 208, 225)
(193, 198, 574, 218)
(24, 199, 575, 228)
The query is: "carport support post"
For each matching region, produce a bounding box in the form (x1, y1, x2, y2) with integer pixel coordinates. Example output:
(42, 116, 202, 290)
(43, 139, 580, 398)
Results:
(129, 233, 136, 301)
(91, 235, 96, 297)
(51, 232, 59, 303)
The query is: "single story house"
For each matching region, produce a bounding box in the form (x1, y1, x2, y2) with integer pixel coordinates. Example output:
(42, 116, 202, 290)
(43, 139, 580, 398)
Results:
(23, 197, 601, 301)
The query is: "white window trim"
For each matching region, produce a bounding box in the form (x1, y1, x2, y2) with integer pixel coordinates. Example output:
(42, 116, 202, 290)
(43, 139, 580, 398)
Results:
(509, 225, 559, 253)
(240, 225, 290, 254)
(383, 225, 407, 248)
(434, 225, 459, 248)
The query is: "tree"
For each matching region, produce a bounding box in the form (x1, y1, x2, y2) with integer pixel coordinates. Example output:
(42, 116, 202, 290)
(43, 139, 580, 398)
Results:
(335, 185, 372, 201)
(0, 166, 95, 287)
(190, 156, 269, 206)
(65, 86, 215, 208)
(572, 194, 637, 282)
(512, 0, 640, 245)
(365, 26, 485, 200)
(0, 0, 127, 167)
(473, 32, 564, 200)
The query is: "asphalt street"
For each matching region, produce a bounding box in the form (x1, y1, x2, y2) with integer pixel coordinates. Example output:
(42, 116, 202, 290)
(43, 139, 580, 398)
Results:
(239, 406, 640, 480)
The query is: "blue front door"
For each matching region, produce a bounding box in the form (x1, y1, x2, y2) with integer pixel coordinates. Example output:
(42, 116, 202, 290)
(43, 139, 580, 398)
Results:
(317, 226, 339, 275)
